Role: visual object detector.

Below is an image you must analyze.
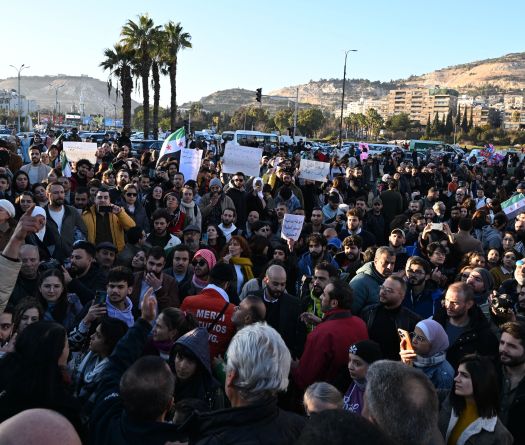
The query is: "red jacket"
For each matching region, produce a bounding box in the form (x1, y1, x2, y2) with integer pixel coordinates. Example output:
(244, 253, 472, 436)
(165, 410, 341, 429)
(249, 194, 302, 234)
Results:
(180, 287, 236, 359)
(292, 308, 368, 390)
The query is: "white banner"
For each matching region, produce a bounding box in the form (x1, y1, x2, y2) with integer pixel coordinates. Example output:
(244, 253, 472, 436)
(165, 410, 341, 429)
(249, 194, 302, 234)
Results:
(62, 141, 97, 164)
(179, 148, 203, 182)
(299, 159, 330, 182)
(222, 144, 263, 178)
(281, 214, 305, 241)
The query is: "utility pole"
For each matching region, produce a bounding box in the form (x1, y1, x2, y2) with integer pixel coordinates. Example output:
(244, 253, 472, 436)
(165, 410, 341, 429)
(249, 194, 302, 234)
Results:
(293, 87, 299, 140)
(339, 49, 357, 149)
(9, 64, 30, 132)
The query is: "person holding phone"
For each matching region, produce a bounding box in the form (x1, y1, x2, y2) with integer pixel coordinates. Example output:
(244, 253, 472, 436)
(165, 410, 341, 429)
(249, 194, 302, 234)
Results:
(81, 188, 136, 253)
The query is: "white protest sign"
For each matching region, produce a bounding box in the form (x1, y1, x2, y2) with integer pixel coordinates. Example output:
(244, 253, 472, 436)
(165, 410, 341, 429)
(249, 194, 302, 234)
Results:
(179, 148, 203, 181)
(62, 141, 97, 164)
(222, 144, 263, 178)
(299, 159, 330, 182)
(281, 213, 305, 241)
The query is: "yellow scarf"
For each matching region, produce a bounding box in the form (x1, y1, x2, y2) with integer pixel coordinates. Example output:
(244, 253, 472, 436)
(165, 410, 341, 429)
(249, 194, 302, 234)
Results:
(230, 256, 254, 281)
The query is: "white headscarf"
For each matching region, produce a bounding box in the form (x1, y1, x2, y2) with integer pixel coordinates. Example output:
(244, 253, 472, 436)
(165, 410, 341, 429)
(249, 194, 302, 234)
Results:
(31, 206, 47, 241)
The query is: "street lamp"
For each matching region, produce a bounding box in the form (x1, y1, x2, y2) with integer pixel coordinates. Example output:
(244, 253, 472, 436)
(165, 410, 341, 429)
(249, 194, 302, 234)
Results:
(49, 82, 65, 126)
(339, 49, 357, 149)
(9, 64, 30, 132)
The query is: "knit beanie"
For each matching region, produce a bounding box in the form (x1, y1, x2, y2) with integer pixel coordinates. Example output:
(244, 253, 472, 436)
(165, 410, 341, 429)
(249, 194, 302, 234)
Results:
(193, 249, 217, 270)
(0, 199, 15, 218)
(348, 340, 382, 364)
(472, 267, 494, 292)
(416, 319, 449, 357)
(209, 178, 223, 189)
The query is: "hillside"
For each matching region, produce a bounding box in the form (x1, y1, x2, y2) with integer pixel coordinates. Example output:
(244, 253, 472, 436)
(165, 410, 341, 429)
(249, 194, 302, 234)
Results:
(0, 75, 140, 115)
(187, 52, 525, 113)
(404, 52, 525, 92)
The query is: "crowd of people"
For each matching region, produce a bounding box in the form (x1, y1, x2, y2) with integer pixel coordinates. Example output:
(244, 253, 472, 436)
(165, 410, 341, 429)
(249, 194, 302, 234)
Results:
(0, 130, 524, 445)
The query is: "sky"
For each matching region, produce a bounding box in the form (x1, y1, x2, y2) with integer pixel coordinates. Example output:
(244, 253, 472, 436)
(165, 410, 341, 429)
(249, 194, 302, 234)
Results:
(2, 0, 524, 108)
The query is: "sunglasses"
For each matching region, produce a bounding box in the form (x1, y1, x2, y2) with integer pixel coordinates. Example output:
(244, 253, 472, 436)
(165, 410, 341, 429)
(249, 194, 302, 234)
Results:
(192, 259, 207, 267)
(125, 193, 137, 197)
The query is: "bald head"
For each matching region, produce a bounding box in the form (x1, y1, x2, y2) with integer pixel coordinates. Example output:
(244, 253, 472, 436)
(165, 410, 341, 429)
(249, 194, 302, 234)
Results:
(19, 244, 40, 279)
(0, 409, 81, 445)
(266, 264, 286, 281)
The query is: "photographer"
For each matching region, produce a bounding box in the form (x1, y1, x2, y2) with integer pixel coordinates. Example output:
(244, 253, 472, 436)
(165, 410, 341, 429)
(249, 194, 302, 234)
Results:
(81, 188, 135, 252)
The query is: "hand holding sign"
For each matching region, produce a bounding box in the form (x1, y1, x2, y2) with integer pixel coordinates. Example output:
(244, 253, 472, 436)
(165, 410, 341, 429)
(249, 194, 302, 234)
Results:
(281, 214, 305, 241)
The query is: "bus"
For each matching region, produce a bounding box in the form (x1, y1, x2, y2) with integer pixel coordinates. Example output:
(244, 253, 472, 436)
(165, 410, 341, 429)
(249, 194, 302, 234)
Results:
(232, 130, 279, 149)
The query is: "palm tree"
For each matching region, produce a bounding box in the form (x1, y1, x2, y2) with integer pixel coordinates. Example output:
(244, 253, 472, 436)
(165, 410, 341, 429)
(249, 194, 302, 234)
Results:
(163, 21, 192, 132)
(100, 43, 135, 134)
(150, 28, 166, 140)
(121, 14, 160, 138)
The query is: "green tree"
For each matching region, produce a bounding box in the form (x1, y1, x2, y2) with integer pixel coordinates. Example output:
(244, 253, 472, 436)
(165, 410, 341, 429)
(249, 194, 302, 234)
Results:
(455, 106, 461, 127)
(431, 112, 440, 136)
(387, 113, 411, 132)
(468, 107, 473, 130)
(461, 106, 468, 132)
(162, 21, 192, 132)
(425, 114, 431, 138)
(487, 109, 502, 129)
(366, 108, 384, 138)
(297, 108, 325, 137)
(444, 111, 453, 136)
(100, 43, 135, 134)
(273, 108, 294, 132)
(121, 14, 160, 137)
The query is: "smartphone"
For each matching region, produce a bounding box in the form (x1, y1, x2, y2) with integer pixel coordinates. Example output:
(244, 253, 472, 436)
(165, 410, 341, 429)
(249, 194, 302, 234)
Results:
(201, 233, 208, 245)
(398, 329, 414, 351)
(98, 206, 113, 213)
(94, 290, 107, 306)
(431, 223, 443, 231)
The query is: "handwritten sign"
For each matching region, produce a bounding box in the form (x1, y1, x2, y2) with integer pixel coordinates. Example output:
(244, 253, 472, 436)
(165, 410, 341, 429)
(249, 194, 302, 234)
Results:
(222, 143, 263, 178)
(62, 141, 97, 164)
(299, 159, 330, 182)
(179, 148, 203, 181)
(281, 214, 305, 241)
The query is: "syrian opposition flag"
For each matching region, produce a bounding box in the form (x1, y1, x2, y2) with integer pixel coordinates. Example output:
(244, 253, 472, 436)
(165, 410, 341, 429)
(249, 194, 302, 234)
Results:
(157, 127, 186, 166)
(60, 150, 72, 177)
(502, 193, 525, 220)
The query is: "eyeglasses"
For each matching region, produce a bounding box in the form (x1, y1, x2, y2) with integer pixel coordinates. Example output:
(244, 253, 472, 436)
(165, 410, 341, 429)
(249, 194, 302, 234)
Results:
(410, 332, 427, 342)
(192, 259, 207, 267)
(517, 260, 525, 266)
(234, 178, 244, 183)
(125, 193, 137, 197)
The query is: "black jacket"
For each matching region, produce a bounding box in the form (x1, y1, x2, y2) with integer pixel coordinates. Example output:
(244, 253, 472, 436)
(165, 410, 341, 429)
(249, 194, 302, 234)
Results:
(89, 319, 182, 445)
(499, 365, 525, 445)
(187, 396, 305, 445)
(252, 289, 306, 359)
(433, 304, 499, 370)
(68, 263, 108, 305)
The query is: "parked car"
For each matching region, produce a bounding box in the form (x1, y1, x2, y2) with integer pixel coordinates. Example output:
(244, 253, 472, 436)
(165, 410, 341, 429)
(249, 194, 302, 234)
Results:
(131, 140, 163, 157)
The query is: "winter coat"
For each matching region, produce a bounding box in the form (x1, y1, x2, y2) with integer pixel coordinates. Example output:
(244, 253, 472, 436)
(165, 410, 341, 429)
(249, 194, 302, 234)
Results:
(173, 328, 225, 410)
(67, 263, 108, 305)
(433, 305, 499, 370)
(89, 319, 183, 445)
(292, 308, 368, 390)
(349, 262, 385, 316)
(180, 287, 236, 359)
(481, 225, 502, 251)
(199, 192, 235, 226)
(82, 205, 136, 252)
(45, 204, 88, 262)
(187, 396, 306, 445)
(129, 272, 180, 319)
(403, 284, 443, 319)
(297, 251, 338, 278)
(438, 397, 513, 445)
(499, 364, 525, 445)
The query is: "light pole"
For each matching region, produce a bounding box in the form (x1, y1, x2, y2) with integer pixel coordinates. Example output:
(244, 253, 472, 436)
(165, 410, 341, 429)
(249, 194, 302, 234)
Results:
(113, 104, 117, 130)
(49, 83, 65, 126)
(9, 64, 30, 132)
(338, 49, 357, 149)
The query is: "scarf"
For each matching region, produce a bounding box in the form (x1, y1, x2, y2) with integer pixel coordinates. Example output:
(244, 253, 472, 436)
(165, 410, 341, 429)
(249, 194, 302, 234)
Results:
(192, 274, 208, 292)
(230, 256, 254, 281)
(181, 200, 196, 224)
(78, 352, 109, 384)
(413, 351, 447, 368)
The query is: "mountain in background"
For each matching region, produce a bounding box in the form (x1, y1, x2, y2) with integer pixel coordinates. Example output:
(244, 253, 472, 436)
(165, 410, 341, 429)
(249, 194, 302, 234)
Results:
(185, 52, 525, 113)
(0, 75, 140, 115)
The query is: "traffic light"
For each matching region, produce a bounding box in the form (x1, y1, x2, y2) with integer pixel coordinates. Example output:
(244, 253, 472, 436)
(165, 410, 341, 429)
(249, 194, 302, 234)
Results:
(255, 88, 262, 103)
